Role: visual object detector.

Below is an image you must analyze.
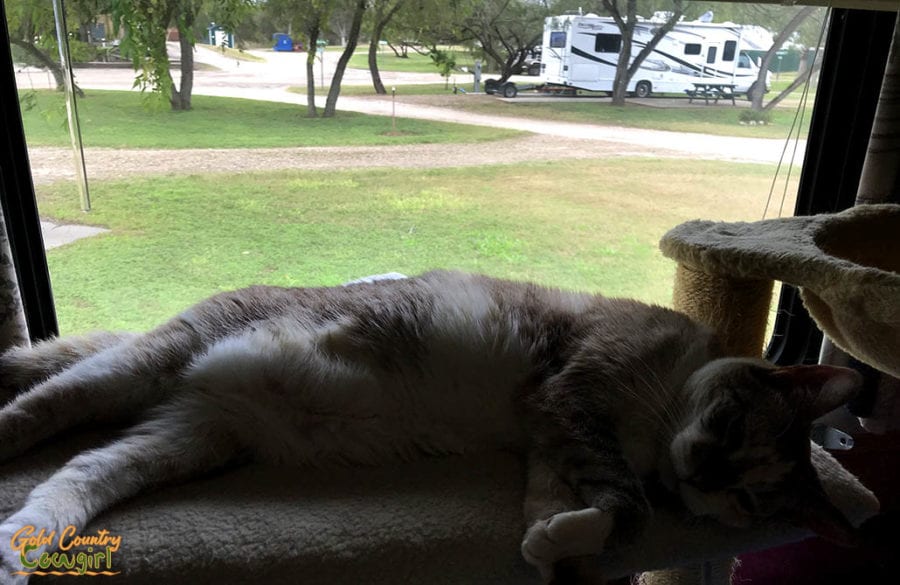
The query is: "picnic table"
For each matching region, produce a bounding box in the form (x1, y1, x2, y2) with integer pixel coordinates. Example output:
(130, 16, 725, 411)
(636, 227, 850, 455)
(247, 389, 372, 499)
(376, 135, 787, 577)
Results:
(685, 82, 737, 105)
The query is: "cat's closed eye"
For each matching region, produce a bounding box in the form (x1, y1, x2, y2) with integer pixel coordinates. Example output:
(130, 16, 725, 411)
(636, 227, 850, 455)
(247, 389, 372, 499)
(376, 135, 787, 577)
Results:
(702, 406, 745, 449)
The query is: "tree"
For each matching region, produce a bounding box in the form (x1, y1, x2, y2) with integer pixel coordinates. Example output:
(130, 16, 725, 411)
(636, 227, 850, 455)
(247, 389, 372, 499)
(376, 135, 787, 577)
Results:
(268, 0, 330, 118)
(5, 0, 95, 95)
(328, 0, 359, 46)
(367, 0, 407, 95)
(599, 0, 684, 105)
(459, 0, 548, 83)
(111, 0, 249, 111)
(323, 0, 366, 117)
(379, 0, 456, 61)
(748, 6, 818, 111)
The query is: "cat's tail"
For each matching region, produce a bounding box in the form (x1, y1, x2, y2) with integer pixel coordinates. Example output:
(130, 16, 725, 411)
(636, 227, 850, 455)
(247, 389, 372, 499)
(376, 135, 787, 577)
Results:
(0, 331, 138, 405)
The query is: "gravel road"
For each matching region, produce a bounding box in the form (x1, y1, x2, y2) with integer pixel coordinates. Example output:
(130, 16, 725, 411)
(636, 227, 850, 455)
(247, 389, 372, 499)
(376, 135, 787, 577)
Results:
(28, 133, 694, 186)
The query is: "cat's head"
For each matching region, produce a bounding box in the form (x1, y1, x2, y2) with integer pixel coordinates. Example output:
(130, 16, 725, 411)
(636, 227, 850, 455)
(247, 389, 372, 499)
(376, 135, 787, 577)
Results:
(669, 357, 862, 544)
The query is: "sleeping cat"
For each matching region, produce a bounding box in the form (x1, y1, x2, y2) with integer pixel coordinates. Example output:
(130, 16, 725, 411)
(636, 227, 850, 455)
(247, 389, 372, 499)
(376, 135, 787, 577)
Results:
(0, 270, 862, 583)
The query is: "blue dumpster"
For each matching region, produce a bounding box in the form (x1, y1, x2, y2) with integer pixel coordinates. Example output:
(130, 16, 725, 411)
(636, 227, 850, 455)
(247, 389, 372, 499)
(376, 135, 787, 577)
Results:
(273, 33, 293, 52)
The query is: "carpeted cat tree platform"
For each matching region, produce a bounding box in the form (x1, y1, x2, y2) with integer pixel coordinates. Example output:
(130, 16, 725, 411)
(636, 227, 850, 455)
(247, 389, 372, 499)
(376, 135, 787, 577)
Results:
(1, 205, 895, 584)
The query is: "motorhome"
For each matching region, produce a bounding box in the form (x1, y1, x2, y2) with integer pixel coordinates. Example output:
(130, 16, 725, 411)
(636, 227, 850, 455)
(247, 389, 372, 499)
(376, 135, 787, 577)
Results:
(540, 13, 773, 97)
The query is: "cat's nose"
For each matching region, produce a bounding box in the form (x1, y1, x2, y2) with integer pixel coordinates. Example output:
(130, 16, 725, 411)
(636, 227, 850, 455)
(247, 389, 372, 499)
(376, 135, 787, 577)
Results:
(688, 461, 737, 492)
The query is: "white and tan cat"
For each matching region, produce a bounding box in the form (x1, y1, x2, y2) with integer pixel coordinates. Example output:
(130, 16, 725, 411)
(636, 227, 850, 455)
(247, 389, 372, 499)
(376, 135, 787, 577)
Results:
(0, 271, 862, 583)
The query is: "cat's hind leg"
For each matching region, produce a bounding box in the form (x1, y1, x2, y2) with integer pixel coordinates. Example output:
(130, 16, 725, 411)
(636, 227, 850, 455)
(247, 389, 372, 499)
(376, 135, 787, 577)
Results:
(0, 328, 197, 462)
(0, 332, 137, 405)
(0, 399, 241, 582)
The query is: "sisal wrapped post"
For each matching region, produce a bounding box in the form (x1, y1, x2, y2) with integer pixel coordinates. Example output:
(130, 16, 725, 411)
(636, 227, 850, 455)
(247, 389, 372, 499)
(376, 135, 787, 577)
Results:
(671, 264, 774, 358)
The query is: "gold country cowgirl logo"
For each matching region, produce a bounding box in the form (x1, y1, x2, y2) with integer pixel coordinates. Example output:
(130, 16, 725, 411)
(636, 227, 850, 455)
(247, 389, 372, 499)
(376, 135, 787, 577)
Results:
(9, 525, 122, 577)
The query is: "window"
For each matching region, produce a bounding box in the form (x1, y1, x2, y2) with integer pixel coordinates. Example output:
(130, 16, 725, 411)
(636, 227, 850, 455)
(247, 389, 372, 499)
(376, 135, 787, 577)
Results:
(2, 8, 899, 585)
(595, 33, 621, 53)
(2, 1, 843, 343)
(738, 53, 752, 68)
(707, 46, 718, 64)
(723, 40, 736, 61)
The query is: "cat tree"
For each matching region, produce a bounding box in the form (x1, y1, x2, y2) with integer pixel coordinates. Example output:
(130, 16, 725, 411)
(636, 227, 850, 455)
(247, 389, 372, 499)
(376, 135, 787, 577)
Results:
(636, 203, 900, 584)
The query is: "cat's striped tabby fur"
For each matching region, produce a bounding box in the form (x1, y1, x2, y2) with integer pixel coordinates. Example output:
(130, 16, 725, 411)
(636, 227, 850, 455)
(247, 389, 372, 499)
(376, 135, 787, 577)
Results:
(0, 271, 861, 583)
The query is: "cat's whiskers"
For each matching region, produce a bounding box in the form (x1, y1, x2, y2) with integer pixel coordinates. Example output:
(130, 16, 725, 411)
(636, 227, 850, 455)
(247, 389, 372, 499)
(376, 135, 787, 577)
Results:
(631, 356, 685, 435)
(620, 359, 682, 437)
(613, 369, 677, 437)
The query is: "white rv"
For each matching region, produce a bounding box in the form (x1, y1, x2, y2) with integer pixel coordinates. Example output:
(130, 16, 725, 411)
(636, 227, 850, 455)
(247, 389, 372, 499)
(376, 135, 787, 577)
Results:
(539, 13, 773, 97)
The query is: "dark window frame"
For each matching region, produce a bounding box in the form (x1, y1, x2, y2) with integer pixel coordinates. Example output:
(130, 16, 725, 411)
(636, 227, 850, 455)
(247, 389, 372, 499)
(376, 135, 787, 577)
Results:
(765, 8, 894, 366)
(0, 1, 57, 341)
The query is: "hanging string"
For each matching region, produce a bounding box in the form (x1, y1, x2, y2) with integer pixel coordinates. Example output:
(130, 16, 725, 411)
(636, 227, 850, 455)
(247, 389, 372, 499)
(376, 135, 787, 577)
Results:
(762, 8, 832, 220)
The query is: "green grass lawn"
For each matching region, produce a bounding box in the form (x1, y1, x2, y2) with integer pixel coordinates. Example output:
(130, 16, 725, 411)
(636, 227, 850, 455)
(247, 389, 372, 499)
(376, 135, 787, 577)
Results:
(38, 158, 789, 334)
(347, 49, 475, 74)
(426, 99, 812, 140)
(19, 90, 522, 148)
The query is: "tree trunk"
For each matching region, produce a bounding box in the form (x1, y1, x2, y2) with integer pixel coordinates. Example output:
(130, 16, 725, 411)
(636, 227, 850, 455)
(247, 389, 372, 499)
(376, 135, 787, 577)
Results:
(607, 0, 683, 106)
(762, 60, 820, 111)
(625, 3, 684, 81)
(323, 0, 366, 118)
(611, 26, 633, 106)
(751, 6, 816, 111)
(170, 33, 194, 110)
(369, 35, 386, 95)
(305, 27, 320, 118)
(10, 38, 68, 94)
(369, 1, 406, 95)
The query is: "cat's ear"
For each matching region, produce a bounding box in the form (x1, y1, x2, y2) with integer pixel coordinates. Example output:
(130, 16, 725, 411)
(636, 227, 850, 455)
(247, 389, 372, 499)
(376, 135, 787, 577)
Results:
(792, 467, 861, 547)
(769, 365, 862, 419)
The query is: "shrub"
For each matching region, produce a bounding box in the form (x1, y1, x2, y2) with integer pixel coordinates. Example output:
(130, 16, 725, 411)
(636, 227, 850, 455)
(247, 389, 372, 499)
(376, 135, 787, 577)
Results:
(738, 109, 772, 125)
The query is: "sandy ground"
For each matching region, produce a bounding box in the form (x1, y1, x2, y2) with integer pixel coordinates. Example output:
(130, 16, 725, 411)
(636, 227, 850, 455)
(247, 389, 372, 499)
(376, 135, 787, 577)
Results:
(27, 135, 692, 186)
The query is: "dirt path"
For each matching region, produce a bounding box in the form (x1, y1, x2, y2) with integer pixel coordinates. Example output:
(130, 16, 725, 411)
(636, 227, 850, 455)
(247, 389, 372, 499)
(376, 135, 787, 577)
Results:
(28, 134, 693, 186)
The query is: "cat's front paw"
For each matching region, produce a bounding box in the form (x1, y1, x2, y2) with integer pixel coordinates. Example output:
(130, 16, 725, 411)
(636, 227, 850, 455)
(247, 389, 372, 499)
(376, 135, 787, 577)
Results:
(0, 526, 29, 585)
(521, 508, 614, 575)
